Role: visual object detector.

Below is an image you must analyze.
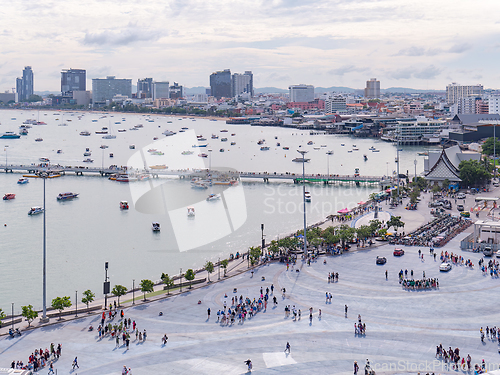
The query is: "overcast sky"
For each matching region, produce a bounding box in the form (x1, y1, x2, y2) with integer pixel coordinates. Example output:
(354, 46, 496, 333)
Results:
(1, 0, 499, 92)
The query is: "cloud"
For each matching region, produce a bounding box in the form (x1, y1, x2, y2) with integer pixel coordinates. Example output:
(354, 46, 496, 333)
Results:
(83, 26, 164, 46)
(328, 65, 368, 76)
(389, 68, 413, 80)
(388, 65, 442, 80)
(395, 43, 471, 57)
(267, 72, 291, 82)
(448, 43, 471, 53)
(0, 29, 11, 37)
(413, 65, 442, 80)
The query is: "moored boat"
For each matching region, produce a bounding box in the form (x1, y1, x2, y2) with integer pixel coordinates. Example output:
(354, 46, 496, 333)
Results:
(17, 178, 29, 184)
(181, 150, 194, 155)
(187, 206, 195, 217)
(304, 191, 311, 202)
(120, 201, 129, 209)
(28, 206, 44, 215)
(79, 131, 91, 136)
(152, 222, 160, 231)
(149, 165, 167, 169)
(0, 132, 21, 139)
(206, 193, 221, 201)
(57, 192, 79, 200)
(3, 193, 15, 200)
(292, 157, 310, 163)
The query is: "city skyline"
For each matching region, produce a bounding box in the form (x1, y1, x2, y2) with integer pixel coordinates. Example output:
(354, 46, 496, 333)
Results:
(1, 0, 499, 92)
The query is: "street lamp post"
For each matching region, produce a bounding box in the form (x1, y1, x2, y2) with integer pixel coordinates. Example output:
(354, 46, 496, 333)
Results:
(414, 158, 417, 181)
(75, 291, 78, 317)
(261, 224, 265, 255)
(494, 123, 496, 180)
(218, 257, 220, 280)
(297, 150, 308, 256)
(40, 172, 49, 323)
(179, 268, 182, 292)
(103, 262, 110, 310)
(11, 303, 14, 330)
(132, 279, 135, 305)
(4, 145, 8, 170)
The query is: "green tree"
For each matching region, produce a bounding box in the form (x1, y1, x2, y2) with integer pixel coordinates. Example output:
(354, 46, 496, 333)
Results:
(21, 305, 38, 327)
(336, 224, 356, 247)
(459, 159, 491, 187)
(111, 285, 128, 306)
(356, 225, 372, 244)
(51, 296, 72, 320)
(369, 219, 382, 236)
(386, 216, 405, 233)
(140, 279, 154, 301)
(26, 94, 42, 102)
(0, 308, 5, 327)
(480, 137, 500, 156)
(161, 273, 174, 294)
(442, 178, 450, 190)
(184, 269, 196, 289)
(204, 261, 214, 282)
(431, 184, 441, 195)
(248, 246, 261, 265)
(81, 289, 95, 311)
(220, 259, 229, 277)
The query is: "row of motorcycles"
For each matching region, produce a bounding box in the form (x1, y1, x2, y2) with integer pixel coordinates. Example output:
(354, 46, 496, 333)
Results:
(9, 328, 21, 337)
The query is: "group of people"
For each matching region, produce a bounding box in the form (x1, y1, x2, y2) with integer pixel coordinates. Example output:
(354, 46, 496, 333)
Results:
(400, 277, 439, 290)
(435, 344, 472, 371)
(354, 315, 366, 335)
(479, 258, 500, 277)
(480, 326, 500, 343)
(327, 272, 339, 283)
(10, 342, 62, 373)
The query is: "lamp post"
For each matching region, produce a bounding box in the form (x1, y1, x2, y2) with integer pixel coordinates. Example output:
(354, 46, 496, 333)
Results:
(297, 150, 308, 256)
(261, 224, 265, 255)
(40, 172, 49, 323)
(103, 262, 109, 310)
(132, 279, 135, 305)
(326, 150, 333, 184)
(208, 149, 212, 179)
(11, 303, 14, 330)
(75, 291, 78, 317)
(414, 158, 417, 181)
(494, 122, 496, 180)
(4, 145, 8, 170)
(179, 268, 182, 292)
(218, 257, 220, 280)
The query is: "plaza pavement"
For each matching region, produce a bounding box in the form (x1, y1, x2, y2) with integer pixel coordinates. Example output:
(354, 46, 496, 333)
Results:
(1, 187, 500, 374)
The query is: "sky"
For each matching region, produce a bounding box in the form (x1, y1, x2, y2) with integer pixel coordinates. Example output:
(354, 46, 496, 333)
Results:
(1, 0, 500, 92)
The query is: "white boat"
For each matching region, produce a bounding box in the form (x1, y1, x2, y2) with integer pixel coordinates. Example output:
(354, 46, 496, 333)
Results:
(28, 206, 44, 215)
(187, 207, 195, 217)
(152, 222, 160, 232)
(149, 164, 167, 169)
(191, 180, 208, 189)
(80, 131, 91, 136)
(304, 192, 311, 202)
(102, 134, 116, 139)
(17, 177, 29, 184)
(162, 130, 176, 136)
(181, 150, 194, 155)
(129, 145, 135, 149)
(206, 193, 221, 201)
(120, 201, 129, 209)
(39, 157, 50, 162)
(326, 150, 334, 155)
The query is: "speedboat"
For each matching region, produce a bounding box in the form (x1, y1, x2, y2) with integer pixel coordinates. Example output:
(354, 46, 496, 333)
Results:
(211, 134, 219, 139)
(57, 150, 62, 154)
(109, 153, 114, 158)
(187, 207, 195, 217)
(257, 139, 265, 145)
(152, 222, 160, 232)
(260, 146, 270, 151)
(230, 142, 236, 145)
(57, 192, 79, 200)
(0, 132, 21, 139)
(118, 129, 126, 132)
(191, 180, 208, 189)
(206, 193, 221, 201)
(100, 145, 108, 149)
(35, 138, 43, 142)
(3, 193, 15, 200)
(326, 150, 334, 155)
(283, 147, 290, 150)
(83, 158, 94, 163)
(372, 149, 380, 152)
(120, 201, 129, 210)
(292, 157, 310, 162)
(307, 141, 313, 145)
(83, 152, 91, 156)
(220, 148, 225, 152)
(162, 130, 176, 136)
(129, 145, 135, 149)
(80, 131, 91, 136)
(221, 138, 228, 142)
(198, 153, 208, 158)
(102, 134, 116, 139)
(220, 129, 228, 132)
(17, 178, 29, 184)
(181, 150, 194, 155)
(304, 192, 311, 202)
(19, 129, 28, 135)
(39, 157, 50, 162)
(28, 206, 44, 215)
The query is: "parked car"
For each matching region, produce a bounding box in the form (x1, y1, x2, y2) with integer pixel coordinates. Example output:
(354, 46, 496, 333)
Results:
(457, 204, 464, 211)
(460, 211, 470, 218)
(495, 250, 500, 258)
(439, 262, 452, 272)
(483, 246, 493, 257)
(376, 256, 387, 265)
(393, 248, 405, 256)
(457, 193, 466, 199)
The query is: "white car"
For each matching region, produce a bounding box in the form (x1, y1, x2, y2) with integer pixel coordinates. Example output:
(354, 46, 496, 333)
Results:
(495, 250, 500, 258)
(457, 193, 466, 199)
(439, 262, 452, 272)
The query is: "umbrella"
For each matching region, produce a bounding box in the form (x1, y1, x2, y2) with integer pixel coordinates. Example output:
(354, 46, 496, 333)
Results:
(358, 201, 365, 205)
(337, 208, 350, 214)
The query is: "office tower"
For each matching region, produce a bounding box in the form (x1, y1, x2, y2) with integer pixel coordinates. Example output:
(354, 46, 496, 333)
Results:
(91, 76, 132, 105)
(137, 78, 153, 98)
(325, 96, 347, 113)
(232, 71, 253, 97)
(61, 69, 86, 97)
(364, 78, 380, 99)
(152, 81, 170, 100)
(289, 84, 315, 102)
(446, 83, 483, 104)
(210, 69, 232, 99)
(169, 82, 184, 99)
(489, 96, 500, 115)
(16, 66, 34, 101)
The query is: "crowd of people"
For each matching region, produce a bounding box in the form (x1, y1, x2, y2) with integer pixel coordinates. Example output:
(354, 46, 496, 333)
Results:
(479, 257, 500, 277)
(354, 314, 366, 335)
(10, 342, 62, 372)
(435, 344, 472, 371)
(400, 277, 439, 290)
(480, 326, 500, 343)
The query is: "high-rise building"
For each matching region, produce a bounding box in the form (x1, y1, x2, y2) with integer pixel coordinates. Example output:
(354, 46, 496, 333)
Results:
(489, 95, 500, 115)
(137, 78, 153, 98)
(289, 84, 314, 103)
(169, 82, 184, 99)
(152, 81, 170, 100)
(92, 76, 132, 105)
(325, 96, 347, 113)
(16, 66, 34, 101)
(364, 78, 380, 99)
(446, 83, 483, 104)
(61, 69, 86, 97)
(232, 71, 253, 97)
(210, 69, 232, 99)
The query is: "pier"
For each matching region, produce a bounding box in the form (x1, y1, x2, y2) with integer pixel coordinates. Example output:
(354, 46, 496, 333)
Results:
(1, 163, 389, 186)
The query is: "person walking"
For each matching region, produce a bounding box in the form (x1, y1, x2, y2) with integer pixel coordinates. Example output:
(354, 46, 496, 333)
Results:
(345, 305, 348, 317)
(72, 357, 79, 369)
(284, 342, 291, 353)
(354, 360, 359, 375)
(385, 270, 388, 280)
(244, 359, 252, 371)
(207, 308, 211, 319)
(48, 361, 55, 374)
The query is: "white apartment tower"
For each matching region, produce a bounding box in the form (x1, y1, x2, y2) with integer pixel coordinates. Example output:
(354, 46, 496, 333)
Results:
(489, 96, 500, 114)
(289, 84, 314, 102)
(325, 96, 347, 113)
(446, 83, 483, 104)
(152, 81, 170, 100)
(364, 78, 380, 99)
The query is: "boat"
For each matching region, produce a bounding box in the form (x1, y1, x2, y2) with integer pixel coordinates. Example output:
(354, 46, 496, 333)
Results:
(120, 201, 129, 209)
(198, 153, 208, 158)
(83, 152, 91, 156)
(372, 149, 380, 152)
(182, 150, 194, 155)
(283, 147, 290, 150)
(39, 157, 50, 162)
(418, 152, 428, 156)
(314, 147, 320, 150)
(0, 132, 21, 139)
(276, 142, 280, 146)
(134, 124, 144, 128)
(326, 150, 334, 155)
(214, 179, 239, 186)
(292, 157, 310, 163)
(92, 119, 98, 122)
(17, 178, 29, 184)
(100, 145, 109, 149)
(114, 121, 121, 125)
(95, 130, 108, 134)
(220, 148, 225, 152)
(348, 150, 353, 153)
(28, 206, 44, 215)
(83, 158, 94, 163)
(369, 146, 376, 151)
(152, 222, 160, 232)
(118, 129, 126, 132)
(80, 131, 91, 136)
(129, 127, 138, 131)
(19, 129, 28, 135)
(221, 138, 228, 142)
(257, 139, 265, 145)
(230, 142, 236, 146)
(304, 191, 311, 202)
(3, 193, 15, 200)
(354, 168, 360, 175)
(57, 150, 62, 154)
(321, 145, 327, 147)
(231, 133, 236, 136)
(307, 141, 313, 145)
(115, 174, 137, 182)
(260, 146, 270, 151)
(363, 154, 368, 161)
(35, 138, 43, 142)
(353, 144, 356, 147)
(191, 180, 208, 189)
(353, 148, 359, 151)
(109, 153, 114, 158)
(149, 165, 167, 169)
(163, 130, 176, 136)
(102, 134, 116, 139)
(206, 193, 221, 201)
(341, 143, 345, 146)
(187, 207, 195, 217)
(181, 127, 188, 130)
(198, 137, 207, 141)
(129, 145, 135, 149)
(150, 151, 164, 155)
(220, 129, 228, 132)
(153, 137, 158, 140)
(211, 134, 219, 139)
(57, 192, 79, 200)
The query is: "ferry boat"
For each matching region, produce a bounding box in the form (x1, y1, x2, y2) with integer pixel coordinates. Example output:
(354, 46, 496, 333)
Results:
(129, 144, 135, 149)
(304, 192, 311, 202)
(163, 130, 176, 136)
(28, 206, 44, 215)
(120, 201, 129, 209)
(149, 165, 167, 169)
(152, 222, 160, 232)
(363, 154, 368, 161)
(187, 207, 195, 217)
(39, 157, 50, 162)
(221, 138, 228, 142)
(0, 132, 21, 139)
(3, 193, 15, 200)
(57, 192, 79, 200)
(80, 131, 91, 136)
(17, 178, 29, 184)
(206, 193, 221, 201)
(198, 153, 208, 158)
(292, 157, 310, 163)
(181, 150, 194, 155)
(260, 146, 270, 151)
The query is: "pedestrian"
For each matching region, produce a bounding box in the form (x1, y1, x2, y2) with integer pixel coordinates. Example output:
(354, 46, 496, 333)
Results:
(72, 357, 79, 369)
(132, 320, 136, 331)
(116, 335, 120, 347)
(284, 342, 291, 353)
(128, 368, 132, 375)
(48, 361, 55, 374)
(345, 305, 348, 316)
(162, 334, 168, 345)
(122, 365, 128, 375)
(244, 359, 252, 371)
(139, 332, 142, 342)
(126, 337, 130, 349)
(143, 329, 147, 341)
(385, 270, 388, 280)
(207, 307, 210, 319)
(319, 309, 322, 319)
(354, 360, 359, 374)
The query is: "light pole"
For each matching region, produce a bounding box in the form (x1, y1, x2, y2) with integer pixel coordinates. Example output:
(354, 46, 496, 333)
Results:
(103, 262, 109, 310)
(132, 279, 135, 305)
(396, 124, 401, 203)
(179, 268, 182, 292)
(261, 223, 265, 255)
(297, 150, 308, 256)
(4, 145, 8, 169)
(218, 257, 220, 280)
(208, 149, 212, 178)
(75, 291, 78, 317)
(40, 172, 49, 323)
(11, 303, 14, 330)
(326, 150, 333, 183)
(414, 158, 417, 181)
(494, 122, 496, 180)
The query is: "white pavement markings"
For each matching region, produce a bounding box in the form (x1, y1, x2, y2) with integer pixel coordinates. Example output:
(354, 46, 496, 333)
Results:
(263, 352, 297, 367)
(170, 358, 241, 375)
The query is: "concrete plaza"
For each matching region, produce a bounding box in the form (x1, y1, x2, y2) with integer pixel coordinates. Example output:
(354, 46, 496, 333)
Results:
(1, 232, 500, 374)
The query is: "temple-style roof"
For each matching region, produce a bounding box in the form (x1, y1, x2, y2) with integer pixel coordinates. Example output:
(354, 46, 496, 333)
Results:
(425, 147, 461, 182)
